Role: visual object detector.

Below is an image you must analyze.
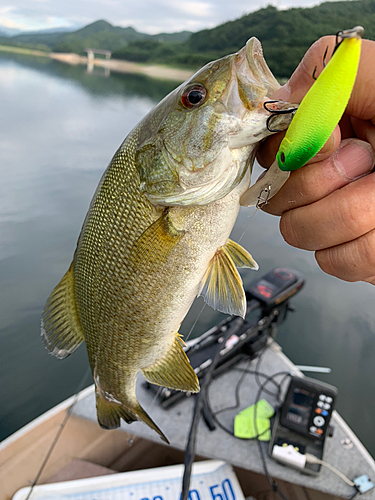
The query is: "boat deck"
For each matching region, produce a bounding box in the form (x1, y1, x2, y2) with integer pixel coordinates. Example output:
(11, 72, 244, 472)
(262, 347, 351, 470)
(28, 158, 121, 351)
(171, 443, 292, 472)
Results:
(72, 341, 375, 500)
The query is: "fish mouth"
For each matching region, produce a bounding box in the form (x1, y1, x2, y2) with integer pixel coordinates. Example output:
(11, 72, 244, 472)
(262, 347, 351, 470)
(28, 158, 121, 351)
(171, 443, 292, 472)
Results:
(242, 38, 298, 129)
(229, 38, 279, 112)
(244, 37, 280, 98)
(226, 39, 297, 146)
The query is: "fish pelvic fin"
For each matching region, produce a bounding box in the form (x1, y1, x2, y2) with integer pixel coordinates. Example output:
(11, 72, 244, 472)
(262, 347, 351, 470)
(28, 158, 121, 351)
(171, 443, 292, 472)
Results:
(198, 240, 258, 319)
(142, 334, 199, 393)
(95, 390, 169, 444)
(41, 263, 84, 359)
(225, 239, 259, 270)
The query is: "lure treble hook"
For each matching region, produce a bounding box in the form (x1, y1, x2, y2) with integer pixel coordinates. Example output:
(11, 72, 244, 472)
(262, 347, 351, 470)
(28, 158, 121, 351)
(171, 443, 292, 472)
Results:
(312, 26, 364, 80)
(264, 100, 298, 133)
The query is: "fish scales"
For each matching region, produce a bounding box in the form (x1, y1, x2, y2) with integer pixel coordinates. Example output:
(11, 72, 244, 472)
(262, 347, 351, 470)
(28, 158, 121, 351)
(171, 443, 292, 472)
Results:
(42, 37, 295, 442)
(76, 134, 157, 366)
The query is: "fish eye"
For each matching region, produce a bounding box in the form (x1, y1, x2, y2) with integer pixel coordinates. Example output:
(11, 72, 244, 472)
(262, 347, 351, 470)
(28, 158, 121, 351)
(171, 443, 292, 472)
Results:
(280, 152, 285, 163)
(181, 84, 207, 109)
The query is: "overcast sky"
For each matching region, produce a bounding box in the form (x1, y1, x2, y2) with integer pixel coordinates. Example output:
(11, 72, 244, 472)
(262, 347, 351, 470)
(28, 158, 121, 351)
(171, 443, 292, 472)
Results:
(1, 0, 333, 34)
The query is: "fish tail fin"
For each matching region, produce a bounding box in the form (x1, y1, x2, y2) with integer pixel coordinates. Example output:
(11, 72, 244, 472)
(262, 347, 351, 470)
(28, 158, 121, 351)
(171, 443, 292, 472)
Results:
(95, 390, 169, 444)
(41, 263, 84, 359)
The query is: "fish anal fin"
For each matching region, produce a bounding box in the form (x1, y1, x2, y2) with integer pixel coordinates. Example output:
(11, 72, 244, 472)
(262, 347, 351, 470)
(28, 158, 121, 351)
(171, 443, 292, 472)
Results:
(142, 335, 199, 393)
(132, 209, 185, 269)
(198, 242, 251, 318)
(41, 263, 84, 359)
(225, 239, 258, 270)
(96, 390, 169, 443)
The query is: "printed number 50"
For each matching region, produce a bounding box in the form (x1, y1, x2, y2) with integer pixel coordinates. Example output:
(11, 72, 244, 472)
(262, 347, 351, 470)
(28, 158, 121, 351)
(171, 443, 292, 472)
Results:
(209, 479, 235, 500)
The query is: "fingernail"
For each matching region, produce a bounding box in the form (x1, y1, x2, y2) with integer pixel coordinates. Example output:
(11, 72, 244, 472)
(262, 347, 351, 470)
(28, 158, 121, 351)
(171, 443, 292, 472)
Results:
(333, 139, 375, 180)
(271, 83, 291, 102)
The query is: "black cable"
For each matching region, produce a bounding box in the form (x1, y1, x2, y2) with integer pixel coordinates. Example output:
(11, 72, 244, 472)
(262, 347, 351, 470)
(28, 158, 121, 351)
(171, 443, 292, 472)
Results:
(205, 361, 292, 500)
(348, 491, 359, 500)
(180, 303, 285, 500)
(254, 341, 280, 397)
(276, 373, 292, 405)
(214, 359, 252, 417)
(256, 439, 290, 500)
(208, 368, 275, 432)
(205, 361, 253, 437)
(205, 360, 286, 440)
(253, 370, 293, 500)
(181, 326, 239, 500)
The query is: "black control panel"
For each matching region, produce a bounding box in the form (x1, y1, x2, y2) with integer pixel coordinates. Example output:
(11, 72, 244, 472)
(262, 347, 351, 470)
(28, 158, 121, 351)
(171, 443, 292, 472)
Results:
(280, 376, 338, 440)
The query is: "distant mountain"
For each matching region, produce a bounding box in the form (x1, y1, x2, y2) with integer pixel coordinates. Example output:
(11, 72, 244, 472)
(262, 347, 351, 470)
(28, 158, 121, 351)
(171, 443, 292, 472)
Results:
(6, 20, 192, 54)
(12, 31, 70, 48)
(68, 20, 122, 37)
(2, 1, 375, 79)
(21, 26, 80, 35)
(151, 31, 192, 43)
(0, 26, 21, 36)
(112, 0, 375, 77)
(52, 21, 150, 53)
(186, 0, 375, 76)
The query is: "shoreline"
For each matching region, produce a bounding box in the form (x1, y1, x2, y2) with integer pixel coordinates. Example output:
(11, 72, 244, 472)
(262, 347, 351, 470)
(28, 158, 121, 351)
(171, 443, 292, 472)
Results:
(50, 53, 194, 82)
(0, 44, 49, 57)
(0, 44, 194, 82)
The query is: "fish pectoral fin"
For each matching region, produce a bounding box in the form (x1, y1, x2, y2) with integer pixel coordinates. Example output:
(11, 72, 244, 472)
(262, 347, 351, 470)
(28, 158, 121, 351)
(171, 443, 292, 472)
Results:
(131, 209, 185, 269)
(198, 241, 254, 318)
(41, 263, 84, 359)
(225, 239, 259, 269)
(142, 335, 199, 393)
(96, 390, 169, 443)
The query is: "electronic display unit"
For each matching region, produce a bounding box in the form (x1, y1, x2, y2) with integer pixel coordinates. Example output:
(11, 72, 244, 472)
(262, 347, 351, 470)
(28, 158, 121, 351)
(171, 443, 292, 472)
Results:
(285, 387, 315, 427)
(280, 376, 337, 440)
(270, 376, 338, 474)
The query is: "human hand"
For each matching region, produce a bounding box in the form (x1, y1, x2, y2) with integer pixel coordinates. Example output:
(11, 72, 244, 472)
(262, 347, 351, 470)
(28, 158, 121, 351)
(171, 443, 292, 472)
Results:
(257, 37, 375, 284)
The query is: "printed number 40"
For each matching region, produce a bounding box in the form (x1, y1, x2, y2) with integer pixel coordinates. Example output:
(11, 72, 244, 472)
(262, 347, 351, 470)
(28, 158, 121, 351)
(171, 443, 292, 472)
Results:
(210, 479, 235, 500)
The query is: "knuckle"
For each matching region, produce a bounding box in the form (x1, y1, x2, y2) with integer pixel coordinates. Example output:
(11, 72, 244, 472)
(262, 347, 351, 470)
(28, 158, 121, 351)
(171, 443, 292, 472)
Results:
(315, 248, 345, 280)
(279, 211, 303, 248)
(315, 246, 359, 282)
(364, 275, 375, 286)
(316, 229, 375, 283)
(297, 166, 319, 201)
(359, 229, 375, 271)
(336, 194, 370, 239)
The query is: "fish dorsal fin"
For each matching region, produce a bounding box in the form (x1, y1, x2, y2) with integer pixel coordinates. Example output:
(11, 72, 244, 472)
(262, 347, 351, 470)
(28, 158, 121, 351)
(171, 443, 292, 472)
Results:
(142, 334, 199, 393)
(198, 240, 257, 318)
(131, 209, 185, 270)
(225, 239, 259, 269)
(41, 264, 84, 359)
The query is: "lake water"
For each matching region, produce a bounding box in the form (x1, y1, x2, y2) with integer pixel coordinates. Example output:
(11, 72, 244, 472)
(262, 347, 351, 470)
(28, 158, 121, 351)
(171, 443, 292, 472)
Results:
(1, 53, 375, 459)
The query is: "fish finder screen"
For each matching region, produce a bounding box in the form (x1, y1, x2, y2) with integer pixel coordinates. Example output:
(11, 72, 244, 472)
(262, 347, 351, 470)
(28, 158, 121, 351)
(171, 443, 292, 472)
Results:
(286, 388, 314, 427)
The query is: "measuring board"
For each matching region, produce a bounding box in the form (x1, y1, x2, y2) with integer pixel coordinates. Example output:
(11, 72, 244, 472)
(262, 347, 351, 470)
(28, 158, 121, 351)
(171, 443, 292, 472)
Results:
(13, 461, 244, 500)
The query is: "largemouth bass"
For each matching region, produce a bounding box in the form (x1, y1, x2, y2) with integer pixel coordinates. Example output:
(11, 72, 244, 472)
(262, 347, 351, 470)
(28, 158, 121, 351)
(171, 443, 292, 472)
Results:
(42, 38, 294, 443)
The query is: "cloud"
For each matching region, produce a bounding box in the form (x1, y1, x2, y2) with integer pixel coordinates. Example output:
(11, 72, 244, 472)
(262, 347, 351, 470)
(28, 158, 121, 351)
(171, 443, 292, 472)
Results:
(0, 0, 341, 34)
(162, 0, 214, 18)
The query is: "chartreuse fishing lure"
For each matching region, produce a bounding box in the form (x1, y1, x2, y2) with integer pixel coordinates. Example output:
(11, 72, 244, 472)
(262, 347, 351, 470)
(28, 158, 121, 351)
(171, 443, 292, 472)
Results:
(241, 26, 364, 207)
(278, 26, 363, 171)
